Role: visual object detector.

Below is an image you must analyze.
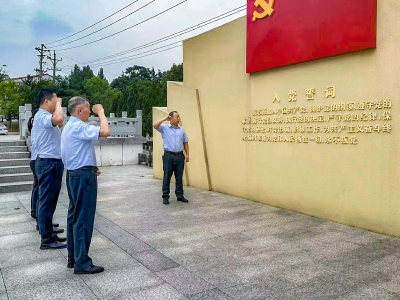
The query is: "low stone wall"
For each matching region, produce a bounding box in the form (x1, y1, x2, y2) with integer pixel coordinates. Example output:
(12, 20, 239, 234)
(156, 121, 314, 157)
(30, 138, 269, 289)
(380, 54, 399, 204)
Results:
(95, 137, 147, 167)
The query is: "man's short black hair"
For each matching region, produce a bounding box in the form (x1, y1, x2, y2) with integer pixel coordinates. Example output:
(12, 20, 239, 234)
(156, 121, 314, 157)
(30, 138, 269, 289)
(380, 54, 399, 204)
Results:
(169, 111, 178, 118)
(38, 89, 55, 106)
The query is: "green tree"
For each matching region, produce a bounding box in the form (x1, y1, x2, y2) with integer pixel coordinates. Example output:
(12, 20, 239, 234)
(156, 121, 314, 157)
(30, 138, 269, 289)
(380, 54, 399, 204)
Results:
(97, 68, 106, 80)
(0, 81, 28, 128)
(84, 77, 122, 116)
(0, 65, 8, 82)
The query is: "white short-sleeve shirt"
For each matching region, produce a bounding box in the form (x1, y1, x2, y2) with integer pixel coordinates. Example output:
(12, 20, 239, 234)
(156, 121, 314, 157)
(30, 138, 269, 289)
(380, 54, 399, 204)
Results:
(61, 116, 100, 170)
(32, 108, 61, 159)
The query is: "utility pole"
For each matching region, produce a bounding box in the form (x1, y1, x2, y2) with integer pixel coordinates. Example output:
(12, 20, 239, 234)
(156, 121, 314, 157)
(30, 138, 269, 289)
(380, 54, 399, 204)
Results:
(47, 51, 62, 83)
(34, 44, 50, 80)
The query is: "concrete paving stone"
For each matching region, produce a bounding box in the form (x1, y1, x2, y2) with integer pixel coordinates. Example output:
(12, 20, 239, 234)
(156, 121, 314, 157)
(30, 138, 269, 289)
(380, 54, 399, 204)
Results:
(0, 294, 7, 300)
(0, 244, 65, 268)
(363, 254, 400, 275)
(242, 236, 286, 250)
(0, 221, 36, 237)
(221, 282, 280, 300)
(189, 288, 233, 300)
(2, 258, 74, 291)
(165, 253, 209, 271)
(338, 287, 400, 300)
(0, 203, 26, 217)
(0, 214, 32, 225)
(189, 264, 248, 289)
(89, 248, 140, 269)
(0, 194, 17, 203)
(109, 283, 188, 300)
(0, 232, 39, 250)
(338, 243, 397, 264)
(7, 277, 97, 300)
(383, 237, 400, 249)
(277, 261, 341, 284)
(98, 228, 152, 254)
(130, 249, 179, 272)
(156, 266, 215, 296)
(11, 192, 30, 199)
(87, 233, 119, 252)
(272, 228, 320, 242)
(80, 264, 164, 299)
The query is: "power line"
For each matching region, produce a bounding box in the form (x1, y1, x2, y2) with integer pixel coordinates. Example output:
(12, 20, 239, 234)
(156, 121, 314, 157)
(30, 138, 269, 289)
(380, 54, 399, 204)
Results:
(79, 5, 246, 65)
(90, 45, 182, 68)
(46, 0, 140, 45)
(50, 0, 188, 51)
(89, 41, 181, 67)
(48, 0, 155, 48)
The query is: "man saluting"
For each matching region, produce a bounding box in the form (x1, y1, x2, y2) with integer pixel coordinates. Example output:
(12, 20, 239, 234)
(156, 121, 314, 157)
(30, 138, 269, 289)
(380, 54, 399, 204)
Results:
(153, 111, 190, 205)
(61, 97, 110, 274)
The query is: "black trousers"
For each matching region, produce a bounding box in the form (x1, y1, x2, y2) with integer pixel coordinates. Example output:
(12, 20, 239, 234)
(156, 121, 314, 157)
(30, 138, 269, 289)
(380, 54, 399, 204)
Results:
(66, 167, 97, 271)
(36, 158, 64, 244)
(30, 160, 39, 219)
(162, 151, 185, 200)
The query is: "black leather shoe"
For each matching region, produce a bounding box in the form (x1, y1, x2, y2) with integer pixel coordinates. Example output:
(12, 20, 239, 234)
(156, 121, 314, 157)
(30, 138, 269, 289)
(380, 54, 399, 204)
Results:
(74, 265, 104, 274)
(40, 241, 67, 250)
(177, 197, 189, 203)
(53, 223, 59, 228)
(53, 227, 65, 234)
(55, 235, 67, 243)
(163, 199, 169, 205)
(67, 258, 74, 269)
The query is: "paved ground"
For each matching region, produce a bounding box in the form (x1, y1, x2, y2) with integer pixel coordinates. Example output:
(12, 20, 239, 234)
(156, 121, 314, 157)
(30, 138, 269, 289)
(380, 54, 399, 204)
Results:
(2, 165, 400, 299)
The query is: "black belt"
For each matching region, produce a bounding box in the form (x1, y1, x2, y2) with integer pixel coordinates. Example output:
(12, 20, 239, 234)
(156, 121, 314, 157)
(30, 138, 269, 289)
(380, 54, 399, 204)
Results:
(37, 157, 62, 162)
(164, 150, 183, 156)
(69, 166, 97, 171)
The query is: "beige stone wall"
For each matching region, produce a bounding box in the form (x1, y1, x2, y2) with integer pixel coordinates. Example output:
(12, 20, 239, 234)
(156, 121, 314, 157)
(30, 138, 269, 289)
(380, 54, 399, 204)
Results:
(153, 0, 400, 237)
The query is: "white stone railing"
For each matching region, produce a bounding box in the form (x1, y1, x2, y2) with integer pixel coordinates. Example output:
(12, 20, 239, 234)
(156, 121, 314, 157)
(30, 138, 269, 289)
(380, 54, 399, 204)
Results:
(19, 104, 143, 139)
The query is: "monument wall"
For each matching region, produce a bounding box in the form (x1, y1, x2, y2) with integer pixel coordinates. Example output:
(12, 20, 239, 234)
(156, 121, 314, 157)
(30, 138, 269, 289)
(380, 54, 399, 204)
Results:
(153, 1, 400, 237)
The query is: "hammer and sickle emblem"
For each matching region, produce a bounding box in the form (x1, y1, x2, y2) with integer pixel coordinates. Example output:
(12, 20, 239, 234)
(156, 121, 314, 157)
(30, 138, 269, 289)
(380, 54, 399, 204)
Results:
(252, 0, 275, 22)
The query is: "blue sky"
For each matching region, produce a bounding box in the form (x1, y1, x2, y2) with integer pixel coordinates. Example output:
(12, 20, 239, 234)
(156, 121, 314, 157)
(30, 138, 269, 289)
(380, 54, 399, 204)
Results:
(0, 0, 246, 81)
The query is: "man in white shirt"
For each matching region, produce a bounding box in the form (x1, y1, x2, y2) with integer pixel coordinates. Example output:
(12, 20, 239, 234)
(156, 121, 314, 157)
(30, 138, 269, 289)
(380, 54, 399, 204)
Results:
(32, 89, 66, 249)
(61, 97, 110, 274)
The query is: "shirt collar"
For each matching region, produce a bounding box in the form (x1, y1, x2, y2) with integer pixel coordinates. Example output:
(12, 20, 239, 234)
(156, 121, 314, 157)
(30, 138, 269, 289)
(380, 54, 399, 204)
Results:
(69, 116, 82, 123)
(168, 123, 181, 129)
(38, 108, 51, 115)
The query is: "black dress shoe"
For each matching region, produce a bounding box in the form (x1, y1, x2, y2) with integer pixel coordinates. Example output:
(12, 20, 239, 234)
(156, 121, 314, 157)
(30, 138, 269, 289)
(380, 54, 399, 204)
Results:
(163, 199, 169, 205)
(55, 235, 67, 243)
(53, 223, 59, 228)
(53, 227, 65, 234)
(177, 197, 189, 203)
(74, 265, 104, 274)
(67, 258, 74, 269)
(40, 241, 67, 250)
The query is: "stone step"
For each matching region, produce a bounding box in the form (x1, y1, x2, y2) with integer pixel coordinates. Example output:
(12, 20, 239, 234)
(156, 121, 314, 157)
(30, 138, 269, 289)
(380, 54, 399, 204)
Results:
(0, 158, 31, 167)
(0, 146, 28, 153)
(0, 173, 33, 184)
(0, 152, 30, 159)
(0, 166, 31, 175)
(0, 141, 26, 147)
(0, 181, 33, 193)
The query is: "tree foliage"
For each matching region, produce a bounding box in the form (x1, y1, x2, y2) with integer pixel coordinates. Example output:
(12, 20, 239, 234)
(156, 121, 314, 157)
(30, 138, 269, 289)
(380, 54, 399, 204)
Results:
(1, 63, 183, 136)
